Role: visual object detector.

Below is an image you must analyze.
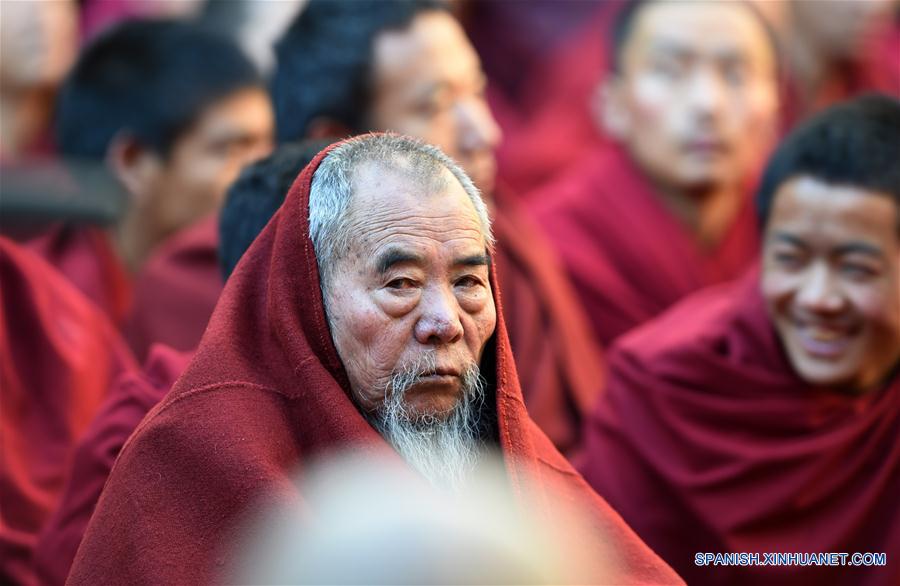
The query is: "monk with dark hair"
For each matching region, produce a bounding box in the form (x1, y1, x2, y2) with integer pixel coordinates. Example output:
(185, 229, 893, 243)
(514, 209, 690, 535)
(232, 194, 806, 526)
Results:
(272, 0, 602, 455)
(579, 94, 900, 585)
(25, 19, 273, 334)
(67, 134, 681, 585)
(530, 0, 780, 347)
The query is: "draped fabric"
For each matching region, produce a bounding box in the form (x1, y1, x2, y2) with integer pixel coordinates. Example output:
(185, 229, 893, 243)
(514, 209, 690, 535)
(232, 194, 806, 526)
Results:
(579, 271, 900, 585)
(530, 146, 759, 346)
(0, 238, 136, 585)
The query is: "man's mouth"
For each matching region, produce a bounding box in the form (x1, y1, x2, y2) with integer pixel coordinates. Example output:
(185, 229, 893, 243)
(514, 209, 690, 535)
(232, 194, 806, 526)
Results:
(793, 323, 858, 359)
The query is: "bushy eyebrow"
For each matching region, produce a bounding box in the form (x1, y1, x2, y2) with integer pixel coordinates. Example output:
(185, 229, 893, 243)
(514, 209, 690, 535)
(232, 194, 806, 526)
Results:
(375, 249, 491, 274)
(456, 253, 491, 269)
(376, 248, 424, 274)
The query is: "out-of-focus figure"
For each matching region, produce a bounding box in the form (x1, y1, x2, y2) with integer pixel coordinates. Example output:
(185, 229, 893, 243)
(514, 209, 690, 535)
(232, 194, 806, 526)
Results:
(531, 0, 779, 347)
(233, 453, 596, 584)
(0, 0, 77, 160)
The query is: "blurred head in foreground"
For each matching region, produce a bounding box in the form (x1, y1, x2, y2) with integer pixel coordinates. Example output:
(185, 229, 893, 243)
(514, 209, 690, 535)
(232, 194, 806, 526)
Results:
(233, 452, 595, 584)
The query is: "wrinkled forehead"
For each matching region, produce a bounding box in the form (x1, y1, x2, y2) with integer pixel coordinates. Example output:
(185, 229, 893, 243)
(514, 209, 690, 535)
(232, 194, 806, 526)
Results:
(347, 161, 485, 252)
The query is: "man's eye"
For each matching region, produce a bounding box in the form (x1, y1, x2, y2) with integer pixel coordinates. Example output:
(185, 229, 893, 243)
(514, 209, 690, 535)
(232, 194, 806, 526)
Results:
(773, 250, 804, 267)
(841, 263, 878, 279)
(455, 276, 482, 288)
(387, 278, 417, 290)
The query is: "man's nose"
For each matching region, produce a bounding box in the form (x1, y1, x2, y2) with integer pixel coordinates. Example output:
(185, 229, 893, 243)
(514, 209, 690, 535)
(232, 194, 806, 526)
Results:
(414, 286, 464, 345)
(686, 68, 725, 119)
(796, 263, 846, 314)
(457, 96, 502, 154)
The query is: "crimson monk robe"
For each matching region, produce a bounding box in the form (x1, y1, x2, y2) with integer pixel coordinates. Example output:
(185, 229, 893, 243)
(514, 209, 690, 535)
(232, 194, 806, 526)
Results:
(0, 237, 137, 585)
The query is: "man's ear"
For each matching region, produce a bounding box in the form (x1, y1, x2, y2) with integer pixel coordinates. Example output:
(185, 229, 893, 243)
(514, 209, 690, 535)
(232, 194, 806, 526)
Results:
(106, 133, 162, 205)
(305, 117, 353, 140)
(595, 78, 630, 140)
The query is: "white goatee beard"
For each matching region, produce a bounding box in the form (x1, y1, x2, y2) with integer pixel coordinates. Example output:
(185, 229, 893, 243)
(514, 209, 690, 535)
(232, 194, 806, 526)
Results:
(371, 353, 487, 492)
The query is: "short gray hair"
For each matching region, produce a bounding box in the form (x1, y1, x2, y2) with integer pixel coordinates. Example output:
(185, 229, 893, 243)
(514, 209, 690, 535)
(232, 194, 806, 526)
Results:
(308, 134, 493, 288)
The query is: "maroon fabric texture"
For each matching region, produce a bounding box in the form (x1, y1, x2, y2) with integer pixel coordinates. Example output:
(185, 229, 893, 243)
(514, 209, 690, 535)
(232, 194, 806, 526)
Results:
(779, 24, 900, 132)
(0, 237, 137, 586)
(32, 345, 192, 586)
(530, 146, 759, 346)
(490, 4, 621, 195)
(125, 215, 222, 362)
(492, 192, 605, 456)
(66, 139, 681, 585)
(579, 272, 900, 585)
(24, 225, 131, 328)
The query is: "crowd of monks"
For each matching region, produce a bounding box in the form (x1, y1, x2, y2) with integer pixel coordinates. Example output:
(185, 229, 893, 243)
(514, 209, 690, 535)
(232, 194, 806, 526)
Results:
(1, 1, 898, 584)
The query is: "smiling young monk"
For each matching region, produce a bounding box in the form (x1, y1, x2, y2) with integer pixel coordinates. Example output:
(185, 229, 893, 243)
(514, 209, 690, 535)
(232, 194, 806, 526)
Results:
(66, 134, 681, 585)
(579, 94, 900, 585)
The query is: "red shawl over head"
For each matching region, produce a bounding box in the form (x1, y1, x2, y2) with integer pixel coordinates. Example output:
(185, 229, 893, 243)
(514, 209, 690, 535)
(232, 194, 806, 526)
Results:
(530, 146, 759, 346)
(0, 237, 137, 585)
(125, 215, 222, 361)
(32, 344, 192, 586)
(579, 271, 900, 585)
(67, 138, 681, 585)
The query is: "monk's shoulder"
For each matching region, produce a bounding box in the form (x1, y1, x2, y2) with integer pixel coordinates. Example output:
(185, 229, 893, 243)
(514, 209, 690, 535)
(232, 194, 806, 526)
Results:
(116, 382, 299, 479)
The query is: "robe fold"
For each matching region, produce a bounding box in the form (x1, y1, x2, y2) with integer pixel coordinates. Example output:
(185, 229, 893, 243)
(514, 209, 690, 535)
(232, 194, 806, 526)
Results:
(578, 271, 900, 585)
(32, 345, 192, 586)
(0, 237, 136, 585)
(66, 138, 681, 586)
(24, 225, 131, 328)
(125, 215, 222, 362)
(530, 146, 759, 346)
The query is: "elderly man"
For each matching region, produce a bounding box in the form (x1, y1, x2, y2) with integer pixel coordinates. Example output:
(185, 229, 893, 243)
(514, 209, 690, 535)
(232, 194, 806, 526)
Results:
(579, 95, 900, 585)
(273, 0, 602, 455)
(67, 134, 681, 585)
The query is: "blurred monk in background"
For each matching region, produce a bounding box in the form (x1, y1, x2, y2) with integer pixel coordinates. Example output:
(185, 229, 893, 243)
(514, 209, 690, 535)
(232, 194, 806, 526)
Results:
(47, 19, 273, 354)
(531, 0, 780, 346)
(579, 94, 900, 585)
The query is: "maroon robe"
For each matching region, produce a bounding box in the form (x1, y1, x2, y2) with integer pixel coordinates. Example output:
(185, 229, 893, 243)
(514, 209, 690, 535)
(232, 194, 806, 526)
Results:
(32, 345, 192, 586)
(0, 238, 136, 585)
(530, 146, 759, 346)
(578, 271, 900, 585)
(125, 215, 222, 361)
(493, 191, 604, 455)
(24, 225, 131, 328)
(66, 138, 682, 585)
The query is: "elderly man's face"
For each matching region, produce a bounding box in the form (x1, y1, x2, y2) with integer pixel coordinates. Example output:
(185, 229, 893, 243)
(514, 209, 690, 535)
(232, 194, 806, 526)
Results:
(325, 163, 496, 420)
